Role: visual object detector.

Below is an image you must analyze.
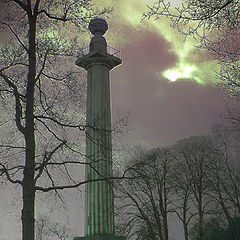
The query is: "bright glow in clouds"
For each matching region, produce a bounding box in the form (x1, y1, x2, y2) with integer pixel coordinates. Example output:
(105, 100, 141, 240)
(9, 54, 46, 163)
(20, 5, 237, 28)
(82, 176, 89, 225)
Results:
(115, 0, 204, 83)
(150, 20, 204, 83)
(163, 65, 202, 83)
(92, 0, 218, 85)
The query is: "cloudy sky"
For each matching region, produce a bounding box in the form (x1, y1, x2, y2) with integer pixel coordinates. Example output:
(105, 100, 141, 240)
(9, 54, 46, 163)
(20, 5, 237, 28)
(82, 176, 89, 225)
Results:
(96, 0, 237, 147)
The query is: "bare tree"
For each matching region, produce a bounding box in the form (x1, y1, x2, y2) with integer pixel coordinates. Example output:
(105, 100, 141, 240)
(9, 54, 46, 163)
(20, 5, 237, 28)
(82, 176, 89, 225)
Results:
(115, 147, 174, 240)
(172, 136, 219, 239)
(115, 133, 240, 240)
(143, 0, 240, 99)
(171, 157, 197, 240)
(0, 1, 115, 240)
(209, 124, 240, 239)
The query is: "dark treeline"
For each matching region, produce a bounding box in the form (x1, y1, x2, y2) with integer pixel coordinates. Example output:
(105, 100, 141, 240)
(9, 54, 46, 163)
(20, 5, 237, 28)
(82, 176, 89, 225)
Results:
(115, 123, 240, 240)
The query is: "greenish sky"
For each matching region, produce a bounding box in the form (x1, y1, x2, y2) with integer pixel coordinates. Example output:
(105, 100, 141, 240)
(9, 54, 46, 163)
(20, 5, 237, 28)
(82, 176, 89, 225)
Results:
(96, 0, 219, 85)
(89, 0, 233, 147)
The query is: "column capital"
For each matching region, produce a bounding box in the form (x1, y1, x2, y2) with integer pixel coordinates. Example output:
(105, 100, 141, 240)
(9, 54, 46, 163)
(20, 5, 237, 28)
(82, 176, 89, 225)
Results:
(75, 50, 122, 71)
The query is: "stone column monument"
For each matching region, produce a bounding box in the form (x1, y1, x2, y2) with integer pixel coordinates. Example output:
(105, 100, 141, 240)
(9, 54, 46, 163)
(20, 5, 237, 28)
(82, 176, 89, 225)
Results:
(74, 18, 125, 240)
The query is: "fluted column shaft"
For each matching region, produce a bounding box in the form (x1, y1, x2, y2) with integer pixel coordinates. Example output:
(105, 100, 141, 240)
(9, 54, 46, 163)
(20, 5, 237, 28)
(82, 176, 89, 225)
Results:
(85, 59, 114, 236)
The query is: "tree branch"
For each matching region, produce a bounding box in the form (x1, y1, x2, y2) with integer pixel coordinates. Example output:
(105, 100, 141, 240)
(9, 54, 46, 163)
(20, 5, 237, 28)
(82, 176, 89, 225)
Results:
(0, 21, 28, 52)
(34, 115, 85, 130)
(0, 71, 25, 134)
(37, 9, 73, 22)
(33, 0, 41, 15)
(35, 49, 49, 83)
(144, 0, 234, 22)
(0, 144, 25, 149)
(35, 167, 134, 192)
(0, 163, 23, 185)
(12, 0, 28, 12)
(34, 141, 66, 182)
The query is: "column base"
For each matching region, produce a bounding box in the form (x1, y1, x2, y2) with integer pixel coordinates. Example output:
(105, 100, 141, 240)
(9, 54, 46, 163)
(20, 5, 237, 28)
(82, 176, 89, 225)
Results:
(74, 235, 126, 240)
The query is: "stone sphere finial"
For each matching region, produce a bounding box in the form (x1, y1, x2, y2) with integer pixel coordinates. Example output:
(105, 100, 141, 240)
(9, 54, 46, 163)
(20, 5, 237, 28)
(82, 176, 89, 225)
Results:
(89, 18, 108, 36)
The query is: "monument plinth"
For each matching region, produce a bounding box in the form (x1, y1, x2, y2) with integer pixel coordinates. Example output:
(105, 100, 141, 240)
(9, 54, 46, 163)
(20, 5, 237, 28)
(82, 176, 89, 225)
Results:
(75, 18, 125, 240)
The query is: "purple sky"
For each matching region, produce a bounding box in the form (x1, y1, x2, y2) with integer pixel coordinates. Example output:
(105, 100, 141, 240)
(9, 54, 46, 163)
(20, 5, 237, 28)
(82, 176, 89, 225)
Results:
(110, 25, 232, 147)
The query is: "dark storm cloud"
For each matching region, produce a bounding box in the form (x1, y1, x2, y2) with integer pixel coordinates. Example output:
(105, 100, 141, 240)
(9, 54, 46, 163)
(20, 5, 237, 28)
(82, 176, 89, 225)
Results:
(111, 28, 231, 146)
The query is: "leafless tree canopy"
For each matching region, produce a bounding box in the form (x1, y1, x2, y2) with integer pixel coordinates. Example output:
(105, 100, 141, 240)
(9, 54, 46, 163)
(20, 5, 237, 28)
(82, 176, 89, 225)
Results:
(115, 131, 240, 240)
(143, 0, 240, 99)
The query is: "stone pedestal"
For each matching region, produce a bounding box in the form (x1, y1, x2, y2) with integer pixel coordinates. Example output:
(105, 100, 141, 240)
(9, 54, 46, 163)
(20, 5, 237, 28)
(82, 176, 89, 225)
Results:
(74, 235, 126, 240)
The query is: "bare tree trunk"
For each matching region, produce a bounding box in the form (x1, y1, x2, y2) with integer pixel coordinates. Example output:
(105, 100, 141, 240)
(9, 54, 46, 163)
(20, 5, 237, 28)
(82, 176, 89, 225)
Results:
(162, 212, 168, 240)
(22, 147, 35, 240)
(183, 223, 188, 240)
(198, 200, 204, 240)
(182, 207, 189, 240)
(21, 13, 37, 240)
